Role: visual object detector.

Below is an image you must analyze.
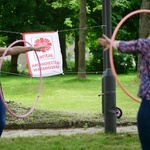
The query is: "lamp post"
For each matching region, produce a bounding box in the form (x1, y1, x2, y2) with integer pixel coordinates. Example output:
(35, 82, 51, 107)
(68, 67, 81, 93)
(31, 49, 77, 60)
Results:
(102, 0, 116, 133)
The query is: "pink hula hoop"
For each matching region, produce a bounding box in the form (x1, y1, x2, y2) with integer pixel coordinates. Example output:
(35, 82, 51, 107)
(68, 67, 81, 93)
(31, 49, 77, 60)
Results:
(110, 9, 150, 103)
(0, 40, 42, 118)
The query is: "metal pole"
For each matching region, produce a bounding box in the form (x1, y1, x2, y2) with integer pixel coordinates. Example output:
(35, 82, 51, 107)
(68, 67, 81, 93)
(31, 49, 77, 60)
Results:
(102, 0, 116, 133)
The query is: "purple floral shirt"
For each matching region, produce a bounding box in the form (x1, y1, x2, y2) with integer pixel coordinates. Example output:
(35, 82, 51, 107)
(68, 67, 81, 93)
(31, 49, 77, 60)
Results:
(118, 39, 150, 100)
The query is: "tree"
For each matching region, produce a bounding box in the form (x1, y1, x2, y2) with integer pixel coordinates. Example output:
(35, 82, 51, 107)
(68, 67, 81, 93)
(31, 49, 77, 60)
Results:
(137, 0, 150, 74)
(0, 0, 69, 73)
(0, 0, 145, 75)
(50, 0, 80, 71)
(78, 0, 87, 79)
(0, 0, 38, 73)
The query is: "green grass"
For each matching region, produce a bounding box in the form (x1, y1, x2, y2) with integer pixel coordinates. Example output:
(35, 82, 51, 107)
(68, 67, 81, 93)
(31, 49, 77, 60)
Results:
(1, 73, 140, 118)
(0, 73, 142, 149)
(0, 73, 141, 126)
(0, 132, 140, 150)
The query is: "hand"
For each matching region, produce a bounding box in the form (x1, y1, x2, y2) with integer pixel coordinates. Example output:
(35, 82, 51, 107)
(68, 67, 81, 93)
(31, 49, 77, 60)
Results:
(31, 45, 46, 52)
(98, 34, 111, 51)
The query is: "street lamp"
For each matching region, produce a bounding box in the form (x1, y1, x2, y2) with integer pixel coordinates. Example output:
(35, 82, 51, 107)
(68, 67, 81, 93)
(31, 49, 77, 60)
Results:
(102, 0, 116, 133)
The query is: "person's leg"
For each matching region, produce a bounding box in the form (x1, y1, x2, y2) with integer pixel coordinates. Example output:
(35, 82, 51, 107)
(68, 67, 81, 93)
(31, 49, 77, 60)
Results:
(0, 93, 6, 137)
(137, 99, 150, 150)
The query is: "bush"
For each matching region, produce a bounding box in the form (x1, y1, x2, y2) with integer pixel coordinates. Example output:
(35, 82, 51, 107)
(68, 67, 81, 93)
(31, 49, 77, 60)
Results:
(86, 47, 136, 74)
(86, 48, 103, 73)
(113, 51, 136, 74)
(1, 59, 11, 73)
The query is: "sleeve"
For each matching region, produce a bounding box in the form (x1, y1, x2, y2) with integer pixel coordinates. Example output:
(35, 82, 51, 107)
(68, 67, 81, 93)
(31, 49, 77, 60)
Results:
(118, 39, 150, 55)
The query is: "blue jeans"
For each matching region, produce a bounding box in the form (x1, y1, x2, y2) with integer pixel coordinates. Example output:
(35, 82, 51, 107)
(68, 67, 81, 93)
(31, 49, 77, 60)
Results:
(137, 99, 150, 150)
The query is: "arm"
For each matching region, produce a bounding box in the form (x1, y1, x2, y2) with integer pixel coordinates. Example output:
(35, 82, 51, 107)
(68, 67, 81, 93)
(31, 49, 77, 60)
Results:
(118, 39, 149, 54)
(0, 46, 44, 57)
(98, 34, 149, 54)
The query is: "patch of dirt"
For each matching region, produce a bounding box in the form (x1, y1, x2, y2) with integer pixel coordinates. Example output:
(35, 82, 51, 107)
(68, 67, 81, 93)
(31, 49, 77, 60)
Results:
(5, 101, 136, 130)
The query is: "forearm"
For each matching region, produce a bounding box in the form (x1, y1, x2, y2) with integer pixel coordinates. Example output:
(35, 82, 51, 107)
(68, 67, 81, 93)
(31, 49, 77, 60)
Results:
(7, 46, 34, 55)
(0, 46, 39, 57)
(0, 45, 44, 57)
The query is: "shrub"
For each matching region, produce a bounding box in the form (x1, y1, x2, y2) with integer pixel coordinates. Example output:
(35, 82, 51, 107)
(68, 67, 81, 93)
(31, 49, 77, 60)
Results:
(1, 59, 11, 73)
(86, 48, 136, 74)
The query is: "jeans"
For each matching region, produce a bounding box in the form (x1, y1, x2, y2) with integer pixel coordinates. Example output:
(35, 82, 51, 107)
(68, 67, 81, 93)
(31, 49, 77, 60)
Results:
(0, 93, 6, 137)
(137, 99, 150, 150)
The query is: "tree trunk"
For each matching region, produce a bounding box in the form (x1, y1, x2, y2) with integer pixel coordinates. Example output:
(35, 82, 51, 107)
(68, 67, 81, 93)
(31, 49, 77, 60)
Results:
(10, 55, 19, 74)
(59, 33, 67, 70)
(78, 0, 86, 79)
(137, 0, 150, 75)
(74, 32, 79, 72)
(7, 35, 22, 74)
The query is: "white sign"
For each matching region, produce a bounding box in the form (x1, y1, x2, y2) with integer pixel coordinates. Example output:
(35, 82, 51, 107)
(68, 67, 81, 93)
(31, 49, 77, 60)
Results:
(22, 31, 63, 77)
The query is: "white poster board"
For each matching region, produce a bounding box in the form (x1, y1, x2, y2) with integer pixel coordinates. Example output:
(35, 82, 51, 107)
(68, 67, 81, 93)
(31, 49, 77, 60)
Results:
(22, 31, 63, 77)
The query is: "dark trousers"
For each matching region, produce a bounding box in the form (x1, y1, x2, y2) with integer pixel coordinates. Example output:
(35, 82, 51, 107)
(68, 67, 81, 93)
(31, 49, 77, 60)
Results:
(0, 94, 6, 137)
(137, 99, 150, 150)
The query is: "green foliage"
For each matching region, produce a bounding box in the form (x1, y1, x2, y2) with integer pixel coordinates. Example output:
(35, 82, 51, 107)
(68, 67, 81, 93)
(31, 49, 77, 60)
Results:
(113, 51, 136, 74)
(64, 18, 73, 27)
(86, 0, 142, 74)
(86, 47, 103, 72)
(112, 0, 142, 40)
(87, 47, 136, 74)
(0, 36, 7, 47)
(1, 59, 11, 73)
(66, 60, 75, 71)
(0, 0, 144, 74)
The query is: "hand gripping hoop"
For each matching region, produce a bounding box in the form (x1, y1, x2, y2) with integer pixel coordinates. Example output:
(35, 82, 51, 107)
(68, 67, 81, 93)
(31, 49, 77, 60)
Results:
(0, 40, 42, 118)
(110, 9, 150, 103)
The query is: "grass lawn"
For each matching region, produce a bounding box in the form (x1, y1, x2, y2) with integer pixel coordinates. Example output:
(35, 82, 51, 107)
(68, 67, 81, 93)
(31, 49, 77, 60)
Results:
(0, 73, 140, 125)
(0, 132, 140, 150)
(1, 73, 140, 117)
(0, 73, 142, 149)
(0, 73, 140, 126)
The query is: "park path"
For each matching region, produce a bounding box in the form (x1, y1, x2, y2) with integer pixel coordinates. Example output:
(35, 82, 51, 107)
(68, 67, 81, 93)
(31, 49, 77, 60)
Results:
(2, 126, 137, 138)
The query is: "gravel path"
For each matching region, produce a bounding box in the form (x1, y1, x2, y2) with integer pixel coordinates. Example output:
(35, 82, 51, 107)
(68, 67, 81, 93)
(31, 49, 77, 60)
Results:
(2, 126, 138, 138)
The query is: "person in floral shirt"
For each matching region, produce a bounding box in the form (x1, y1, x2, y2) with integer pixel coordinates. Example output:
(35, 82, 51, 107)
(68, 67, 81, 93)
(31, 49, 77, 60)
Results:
(98, 34, 150, 150)
(0, 45, 44, 137)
